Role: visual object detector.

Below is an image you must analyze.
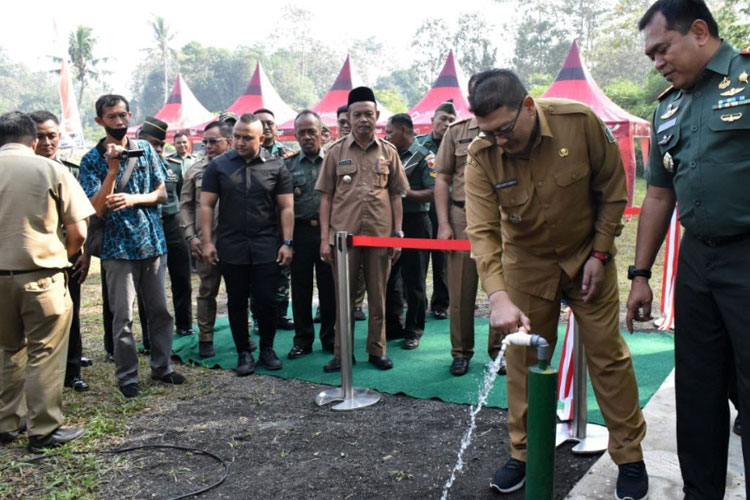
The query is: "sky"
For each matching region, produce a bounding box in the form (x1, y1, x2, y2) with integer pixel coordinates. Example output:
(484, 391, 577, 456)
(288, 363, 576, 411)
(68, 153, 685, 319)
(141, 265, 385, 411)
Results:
(1, 0, 511, 95)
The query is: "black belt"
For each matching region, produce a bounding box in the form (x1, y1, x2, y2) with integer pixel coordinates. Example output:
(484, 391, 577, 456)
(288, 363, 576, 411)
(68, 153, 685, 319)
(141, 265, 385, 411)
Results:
(295, 219, 319, 227)
(452, 200, 465, 209)
(695, 232, 750, 247)
(0, 269, 41, 276)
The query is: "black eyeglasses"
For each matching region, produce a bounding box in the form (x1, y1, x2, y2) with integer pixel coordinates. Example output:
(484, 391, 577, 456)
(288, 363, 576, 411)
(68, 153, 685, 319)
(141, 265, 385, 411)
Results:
(201, 138, 227, 145)
(487, 98, 526, 139)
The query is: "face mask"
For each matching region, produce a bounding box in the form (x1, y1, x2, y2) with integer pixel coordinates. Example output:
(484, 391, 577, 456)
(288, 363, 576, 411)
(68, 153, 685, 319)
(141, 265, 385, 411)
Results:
(106, 127, 128, 141)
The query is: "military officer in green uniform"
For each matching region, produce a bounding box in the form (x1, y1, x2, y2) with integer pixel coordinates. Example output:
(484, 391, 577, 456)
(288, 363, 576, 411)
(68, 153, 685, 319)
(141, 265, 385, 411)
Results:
(628, 2, 750, 498)
(417, 100, 456, 320)
(385, 114, 436, 349)
(285, 110, 336, 359)
(255, 108, 295, 331)
(167, 132, 196, 177)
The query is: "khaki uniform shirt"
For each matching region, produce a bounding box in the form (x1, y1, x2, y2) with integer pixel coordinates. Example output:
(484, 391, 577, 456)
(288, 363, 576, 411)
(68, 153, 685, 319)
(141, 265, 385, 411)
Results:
(315, 135, 409, 244)
(465, 99, 627, 300)
(0, 144, 94, 270)
(434, 117, 480, 203)
(647, 41, 750, 238)
(179, 155, 217, 242)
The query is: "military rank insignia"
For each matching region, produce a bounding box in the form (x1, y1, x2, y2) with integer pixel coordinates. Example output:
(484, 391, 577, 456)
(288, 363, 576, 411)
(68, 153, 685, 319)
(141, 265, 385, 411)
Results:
(602, 125, 616, 144)
(719, 76, 731, 89)
(740, 71, 748, 84)
(660, 104, 679, 119)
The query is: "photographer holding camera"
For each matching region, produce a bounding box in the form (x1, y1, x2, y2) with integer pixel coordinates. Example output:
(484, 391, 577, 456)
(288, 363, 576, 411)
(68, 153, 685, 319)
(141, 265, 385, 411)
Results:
(79, 94, 186, 398)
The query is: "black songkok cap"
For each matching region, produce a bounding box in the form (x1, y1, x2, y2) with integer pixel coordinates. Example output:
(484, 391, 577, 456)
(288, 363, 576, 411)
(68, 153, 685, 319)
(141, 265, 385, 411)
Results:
(347, 86, 377, 108)
(436, 99, 457, 115)
(141, 117, 168, 141)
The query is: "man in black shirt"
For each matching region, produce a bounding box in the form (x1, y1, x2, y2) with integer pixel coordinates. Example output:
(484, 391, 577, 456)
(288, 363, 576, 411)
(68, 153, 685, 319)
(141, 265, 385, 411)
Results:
(200, 113, 294, 376)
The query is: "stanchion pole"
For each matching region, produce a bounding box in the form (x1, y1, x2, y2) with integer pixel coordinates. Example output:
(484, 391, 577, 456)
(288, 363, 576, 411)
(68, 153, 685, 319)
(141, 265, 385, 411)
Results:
(526, 352, 557, 500)
(314, 232, 381, 411)
(555, 319, 609, 453)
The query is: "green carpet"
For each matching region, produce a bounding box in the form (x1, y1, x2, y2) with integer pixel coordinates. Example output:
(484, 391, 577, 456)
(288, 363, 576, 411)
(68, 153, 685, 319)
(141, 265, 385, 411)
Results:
(171, 316, 675, 425)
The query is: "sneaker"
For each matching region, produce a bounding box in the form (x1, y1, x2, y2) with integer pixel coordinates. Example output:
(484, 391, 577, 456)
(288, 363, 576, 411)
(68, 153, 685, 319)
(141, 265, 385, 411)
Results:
(152, 372, 186, 385)
(119, 383, 139, 398)
(236, 351, 255, 377)
(199, 341, 215, 359)
(615, 461, 648, 500)
(490, 457, 526, 493)
(258, 348, 282, 370)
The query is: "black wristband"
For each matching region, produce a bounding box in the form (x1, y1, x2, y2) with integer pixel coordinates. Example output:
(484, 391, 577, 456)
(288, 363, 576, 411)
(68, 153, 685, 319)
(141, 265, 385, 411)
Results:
(627, 265, 652, 280)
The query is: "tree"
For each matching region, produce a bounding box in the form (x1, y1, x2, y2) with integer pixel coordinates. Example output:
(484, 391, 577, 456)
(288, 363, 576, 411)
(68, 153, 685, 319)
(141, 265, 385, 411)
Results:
(349, 37, 389, 86)
(411, 18, 452, 89)
(68, 26, 108, 105)
(376, 68, 426, 108)
(374, 89, 408, 114)
(0, 49, 58, 115)
(453, 13, 498, 75)
(713, 0, 750, 49)
(147, 16, 178, 104)
(512, 12, 571, 83)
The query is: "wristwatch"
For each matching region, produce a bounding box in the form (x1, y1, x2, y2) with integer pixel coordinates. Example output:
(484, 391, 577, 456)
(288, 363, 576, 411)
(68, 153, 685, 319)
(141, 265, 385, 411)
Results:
(392, 230, 405, 238)
(282, 240, 293, 247)
(589, 250, 612, 265)
(627, 265, 652, 280)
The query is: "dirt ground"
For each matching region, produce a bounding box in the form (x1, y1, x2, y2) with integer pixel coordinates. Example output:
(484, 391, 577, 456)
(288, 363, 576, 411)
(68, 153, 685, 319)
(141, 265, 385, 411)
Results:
(97, 370, 600, 500)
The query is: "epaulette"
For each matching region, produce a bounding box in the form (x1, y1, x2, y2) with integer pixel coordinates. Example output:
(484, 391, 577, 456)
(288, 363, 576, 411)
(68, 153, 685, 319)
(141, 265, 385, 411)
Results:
(166, 156, 182, 165)
(380, 137, 398, 152)
(448, 117, 471, 128)
(657, 85, 676, 101)
(284, 150, 300, 161)
(541, 98, 591, 115)
(327, 136, 347, 148)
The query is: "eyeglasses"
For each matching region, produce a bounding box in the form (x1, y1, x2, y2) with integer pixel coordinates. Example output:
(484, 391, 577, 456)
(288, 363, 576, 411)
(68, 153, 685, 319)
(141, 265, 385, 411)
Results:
(486, 98, 526, 139)
(201, 138, 227, 145)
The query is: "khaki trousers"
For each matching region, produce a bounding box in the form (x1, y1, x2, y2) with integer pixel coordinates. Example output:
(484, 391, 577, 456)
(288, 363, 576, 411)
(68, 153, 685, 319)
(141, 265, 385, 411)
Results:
(196, 259, 222, 343)
(0, 270, 72, 438)
(332, 246, 391, 358)
(503, 261, 646, 464)
(447, 205, 484, 359)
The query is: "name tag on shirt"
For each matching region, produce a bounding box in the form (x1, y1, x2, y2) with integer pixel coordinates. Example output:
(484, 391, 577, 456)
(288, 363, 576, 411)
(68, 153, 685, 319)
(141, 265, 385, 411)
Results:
(338, 159, 352, 166)
(458, 138, 473, 144)
(495, 179, 518, 190)
(657, 118, 677, 133)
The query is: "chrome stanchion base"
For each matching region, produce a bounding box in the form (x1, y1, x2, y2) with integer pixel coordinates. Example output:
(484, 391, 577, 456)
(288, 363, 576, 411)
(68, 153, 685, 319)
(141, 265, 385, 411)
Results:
(555, 421, 609, 454)
(314, 387, 381, 411)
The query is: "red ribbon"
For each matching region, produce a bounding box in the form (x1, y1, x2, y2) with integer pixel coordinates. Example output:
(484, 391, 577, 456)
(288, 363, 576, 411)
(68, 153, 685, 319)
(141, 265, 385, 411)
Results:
(352, 235, 471, 251)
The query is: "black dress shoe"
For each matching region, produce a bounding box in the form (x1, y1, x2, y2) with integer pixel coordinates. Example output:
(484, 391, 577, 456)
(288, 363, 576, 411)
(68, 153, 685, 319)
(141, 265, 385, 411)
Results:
(27, 427, 85, 454)
(450, 358, 470, 376)
(402, 336, 420, 350)
(0, 424, 26, 444)
(354, 307, 366, 321)
(120, 383, 139, 398)
(152, 372, 186, 385)
(368, 354, 394, 370)
(277, 316, 295, 330)
(432, 309, 448, 320)
(65, 376, 90, 392)
(258, 348, 282, 370)
(80, 357, 93, 367)
(236, 351, 255, 377)
(199, 341, 215, 359)
(288, 345, 312, 359)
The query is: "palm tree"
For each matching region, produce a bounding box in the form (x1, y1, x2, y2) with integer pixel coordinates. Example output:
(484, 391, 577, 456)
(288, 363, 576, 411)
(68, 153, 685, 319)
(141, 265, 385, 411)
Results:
(68, 26, 108, 105)
(149, 16, 177, 103)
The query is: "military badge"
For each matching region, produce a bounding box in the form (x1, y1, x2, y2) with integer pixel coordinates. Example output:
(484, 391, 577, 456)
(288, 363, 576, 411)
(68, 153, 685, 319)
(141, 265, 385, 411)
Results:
(662, 152, 674, 173)
(740, 71, 749, 84)
(719, 76, 731, 89)
(720, 112, 743, 122)
(426, 153, 435, 169)
(658, 134, 672, 146)
(602, 125, 616, 144)
(720, 87, 745, 97)
(559, 148, 569, 157)
(660, 104, 679, 120)
(294, 187, 302, 196)
(343, 175, 352, 184)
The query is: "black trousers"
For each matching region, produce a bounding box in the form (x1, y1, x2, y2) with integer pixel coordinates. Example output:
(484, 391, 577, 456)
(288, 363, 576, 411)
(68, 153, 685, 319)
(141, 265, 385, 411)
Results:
(65, 252, 82, 381)
(291, 222, 335, 350)
(428, 204, 449, 312)
(220, 261, 279, 353)
(386, 212, 431, 336)
(674, 231, 750, 500)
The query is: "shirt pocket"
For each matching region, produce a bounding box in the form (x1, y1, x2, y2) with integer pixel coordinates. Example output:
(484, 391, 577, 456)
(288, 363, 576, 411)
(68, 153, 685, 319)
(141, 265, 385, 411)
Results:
(292, 172, 307, 197)
(496, 185, 529, 228)
(336, 164, 358, 190)
(707, 110, 750, 163)
(553, 162, 590, 189)
(374, 162, 390, 189)
(455, 143, 469, 169)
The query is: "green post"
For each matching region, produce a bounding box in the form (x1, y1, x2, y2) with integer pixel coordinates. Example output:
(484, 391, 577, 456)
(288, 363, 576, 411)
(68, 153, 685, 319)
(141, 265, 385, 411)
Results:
(526, 358, 557, 500)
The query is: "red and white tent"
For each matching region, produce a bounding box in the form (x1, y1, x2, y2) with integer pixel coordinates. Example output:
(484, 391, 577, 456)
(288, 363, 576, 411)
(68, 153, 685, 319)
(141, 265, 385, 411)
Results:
(128, 74, 215, 141)
(279, 55, 392, 139)
(227, 62, 297, 124)
(409, 50, 472, 135)
(541, 41, 652, 206)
